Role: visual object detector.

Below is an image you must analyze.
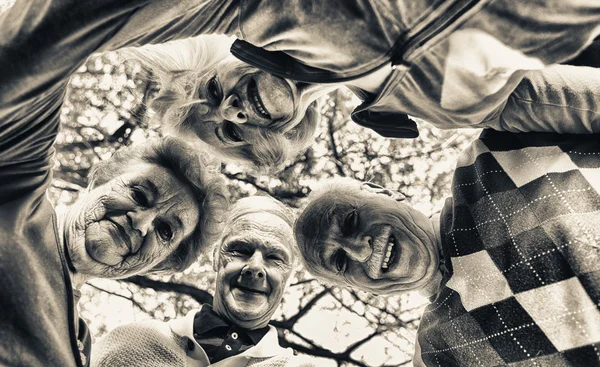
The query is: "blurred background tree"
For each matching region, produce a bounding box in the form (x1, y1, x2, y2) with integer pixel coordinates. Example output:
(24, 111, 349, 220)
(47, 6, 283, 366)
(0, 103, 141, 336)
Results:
(52, 51, 478, 367)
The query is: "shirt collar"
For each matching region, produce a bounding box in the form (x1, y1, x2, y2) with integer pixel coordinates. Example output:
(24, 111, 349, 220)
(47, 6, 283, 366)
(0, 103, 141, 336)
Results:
(169, 306, 291, 361)
(246, 326, 269, 345)
(193, 304, 230, 336)
(192, 305, 269, 343)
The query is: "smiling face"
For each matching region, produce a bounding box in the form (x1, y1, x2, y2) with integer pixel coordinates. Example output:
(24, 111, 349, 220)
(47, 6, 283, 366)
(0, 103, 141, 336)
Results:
(183, 56, 333, 156)
(295, 181, 442, 295)
(63, 162, 200, 279)
(212, 211, 294, 330)
(188, 56, 295, 147)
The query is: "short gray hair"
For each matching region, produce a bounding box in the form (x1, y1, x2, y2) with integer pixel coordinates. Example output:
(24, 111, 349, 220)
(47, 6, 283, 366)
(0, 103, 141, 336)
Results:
(88, 136, 229, 274)
(212, 196, 299, 266)
(294, 177, 362, 281)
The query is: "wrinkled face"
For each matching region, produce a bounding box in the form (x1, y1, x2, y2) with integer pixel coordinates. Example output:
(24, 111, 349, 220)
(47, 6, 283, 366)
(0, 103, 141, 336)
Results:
(64, 162, 200, 278)
(186, 56, 328, 152)
(297, 184, 441, 295)
(213, 213, 294, 329)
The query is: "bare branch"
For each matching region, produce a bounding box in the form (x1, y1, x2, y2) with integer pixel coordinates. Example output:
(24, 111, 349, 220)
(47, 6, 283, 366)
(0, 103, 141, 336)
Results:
(290, 279, 318, 287)
(86, 282, 151, 314)
(345, 328, 383, 354)
(121, 276, 213, 305)
(326, 90, 346, 177)
(286, 288, 330, 325)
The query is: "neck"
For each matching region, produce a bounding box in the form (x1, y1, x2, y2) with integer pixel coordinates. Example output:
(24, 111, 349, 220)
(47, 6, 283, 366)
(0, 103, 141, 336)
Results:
(416, 214, 444, 298)
(417, 270, 443, 298)
(212, 300, 270, 330)
(57, 213, 89, 291)
(430, 214, 443, 258)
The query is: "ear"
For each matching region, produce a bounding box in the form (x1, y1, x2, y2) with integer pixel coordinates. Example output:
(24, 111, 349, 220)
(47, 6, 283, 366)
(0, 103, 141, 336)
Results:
(361, 182, 406, 202)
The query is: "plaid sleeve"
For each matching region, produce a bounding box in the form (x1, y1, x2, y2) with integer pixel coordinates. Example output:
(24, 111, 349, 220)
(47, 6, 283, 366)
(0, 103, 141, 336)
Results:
(416, 131, 600, 366)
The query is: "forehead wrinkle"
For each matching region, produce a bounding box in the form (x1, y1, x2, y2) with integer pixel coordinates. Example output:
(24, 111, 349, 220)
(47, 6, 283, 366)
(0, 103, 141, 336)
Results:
(232, 217, 291, 235)
(226, 220, 293, 249)
(299, 194, 353, 276)
(316, 198, 359, 269)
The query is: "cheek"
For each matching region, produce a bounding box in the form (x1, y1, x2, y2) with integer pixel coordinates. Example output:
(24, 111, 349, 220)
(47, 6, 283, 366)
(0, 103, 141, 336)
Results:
(345, 264, 371, 288)
(269, 270, 291, 294)
(217, 257, 244, 280)
(190, 121, 222, 147)
(193, 103, 219, 120)
(218, 66, 247, 90)
(139, 239, 170, 263)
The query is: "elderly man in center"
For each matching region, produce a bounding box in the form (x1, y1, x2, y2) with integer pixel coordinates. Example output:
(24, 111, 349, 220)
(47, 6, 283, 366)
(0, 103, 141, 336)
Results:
(92, 196, 316, 367)
(295, 131, 600, 366)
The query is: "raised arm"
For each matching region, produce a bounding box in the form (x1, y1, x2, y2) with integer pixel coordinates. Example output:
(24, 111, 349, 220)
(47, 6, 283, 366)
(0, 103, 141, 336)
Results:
(0, 0, 238, 193)
(0, 0, 149, 168)
(483, 65, 600, 134)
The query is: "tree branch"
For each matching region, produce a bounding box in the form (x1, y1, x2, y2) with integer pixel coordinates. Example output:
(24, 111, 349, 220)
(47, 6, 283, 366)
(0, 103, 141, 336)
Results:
(121, 276, 213, 305)
(86, 282, 151, 314)
(326, 90, 346, 177)
(289, 279, 318, 287)
(286, 288, 330, 325)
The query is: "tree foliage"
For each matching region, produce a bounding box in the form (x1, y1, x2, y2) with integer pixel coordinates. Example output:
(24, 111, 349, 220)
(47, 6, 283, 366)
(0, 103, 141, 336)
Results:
(54, 51, 479, 366)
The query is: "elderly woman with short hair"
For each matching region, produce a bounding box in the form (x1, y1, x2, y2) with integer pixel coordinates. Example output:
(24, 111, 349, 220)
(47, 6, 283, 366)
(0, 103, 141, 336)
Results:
(99, 0, 600, 141)
(0, 2, 231, 366)
(9, 0, 600, 174)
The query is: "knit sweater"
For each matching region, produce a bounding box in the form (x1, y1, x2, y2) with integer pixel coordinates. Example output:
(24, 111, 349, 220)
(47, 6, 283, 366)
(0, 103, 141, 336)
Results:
(92, 309, 317, 367)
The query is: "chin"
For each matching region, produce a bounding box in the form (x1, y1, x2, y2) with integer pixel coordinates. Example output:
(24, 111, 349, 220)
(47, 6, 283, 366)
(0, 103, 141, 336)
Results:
(68, 247, 121, 279)
(229, 300, 269, 319)
(66, 240, 91, 269)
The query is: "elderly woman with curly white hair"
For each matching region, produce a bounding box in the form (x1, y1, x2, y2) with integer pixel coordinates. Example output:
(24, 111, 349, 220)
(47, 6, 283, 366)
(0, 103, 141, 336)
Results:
(119, 35, 336, 170)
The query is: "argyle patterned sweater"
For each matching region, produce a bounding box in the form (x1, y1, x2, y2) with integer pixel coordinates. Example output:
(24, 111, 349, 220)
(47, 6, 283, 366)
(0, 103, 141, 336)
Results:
(415, 130, 600, 366)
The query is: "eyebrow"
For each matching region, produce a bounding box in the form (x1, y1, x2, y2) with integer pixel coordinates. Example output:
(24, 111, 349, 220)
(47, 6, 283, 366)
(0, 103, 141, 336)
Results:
(269, 245, 291, 260)
(143, 178, 185, 232)
(254, 237, 289, 254)
(172, 216, 184, 231)
(141, 179, 160, 201)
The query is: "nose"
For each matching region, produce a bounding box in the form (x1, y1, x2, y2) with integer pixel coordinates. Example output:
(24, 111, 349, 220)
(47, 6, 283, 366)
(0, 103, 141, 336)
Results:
(345, 236, 373, 263)
(219, 95, 247, 124)
(126, 209, 157, 237)
(241, 252, 266, 280)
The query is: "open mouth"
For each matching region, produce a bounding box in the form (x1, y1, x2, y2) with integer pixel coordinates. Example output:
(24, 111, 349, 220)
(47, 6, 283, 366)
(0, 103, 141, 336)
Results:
(247, 79, 272, 120)
(214, 126, 226, 143)
(381, 234, 399, 273)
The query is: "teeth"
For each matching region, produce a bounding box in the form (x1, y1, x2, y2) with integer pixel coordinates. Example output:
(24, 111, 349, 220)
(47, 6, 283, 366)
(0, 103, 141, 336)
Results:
(253, 94, 265, 114)
(249, 81, 270, 117)
(381, 240, 395, 270)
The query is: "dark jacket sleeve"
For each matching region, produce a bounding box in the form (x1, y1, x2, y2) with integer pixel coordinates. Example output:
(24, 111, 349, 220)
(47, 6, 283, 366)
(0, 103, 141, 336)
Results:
(0, 0, 238, 199)
(0, 0, 150, 170)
